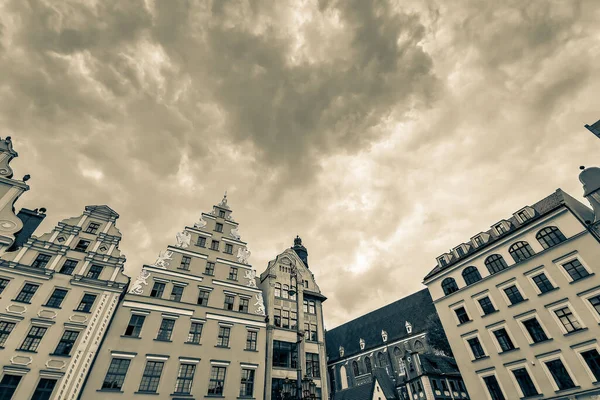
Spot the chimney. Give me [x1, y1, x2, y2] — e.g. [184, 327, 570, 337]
[7, 208, 47, 252]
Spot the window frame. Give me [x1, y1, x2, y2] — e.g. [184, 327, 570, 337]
[149, 281, 166, 298]
[74, 239, 91, 252]
[224, 243, 234, 254]
[462, 266, 482, 286]
[53, 329, 80, 356]
[449, 301, 470, 325]
[19, 325, 48, 352]
[574, 341, 600, 384]
[472, 292, 498, 316]
[197, 289, 210, 306]
[554, 253, 593, 283]
[31, 253, 52, 269]
[580, 287, 600, 324]
[485, 254, 509, 275]
[487, 323, 517, 353]
[508, 241, 536, 263]
[497, 280, 527, 306]
[505, 362, 541, 398]
[546, 300, 586, 335]
[537, 352, 579, 392]
[170, 285, 185, 302]
[462, 332, 488, 361]
[58, 259, 78, 275]
[156, 318, 176, 341]
[102, 358, 131, 391]
[124, 313, 146, 338]
[173, 363, 196, 395]
[179, 256, 191, 271]
[514, 312, 552, 345]
[85, 264, 103, 280]
[85, 222, 101, 234]
[246, 329, 258, 351]
[0, 320, 16, 347]
[536, 226, 566, 249]
[44, 288, 69, 308]
[76, 293, 97, 313]
[15, 282, 39, 303]
[208, 366, 227, 395]
[138, 360, 165, 393]
[477, 370, 507, 400]
[239, 368, 255, 397]
[204, 261, 215, 275]
[441, 277, 459, 296]
[217, 326, 231, 347]
[524, 267, 558, 295]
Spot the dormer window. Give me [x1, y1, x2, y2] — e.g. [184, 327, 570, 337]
[495, 224, 507, 235]
[474, 236, 484, 246]
[514, 207, 534, 223]
[455, 246, 465, 257]
[218, 210, 226, 218]
[439, 258, 447, 267]
[517, 211, 529, 222]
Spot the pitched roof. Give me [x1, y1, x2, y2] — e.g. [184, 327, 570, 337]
[419, 353, 461, 377]
[84, 205, 120, 219]
[326, 289, 436, 363]
[373, 367, 399, 399]
[423, 189, 593, 281]
[333, 368, 398, 400]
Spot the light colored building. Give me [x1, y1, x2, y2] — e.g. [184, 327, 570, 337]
[423, 168, 600, 400]
[80, 195, 267, 400]
[0, 137, 129, 400]
[259, 236, 329, 400]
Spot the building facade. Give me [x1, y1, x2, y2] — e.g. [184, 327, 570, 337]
[80, 195, 267, 399]
[326, 289, 468, 400]
[424, 171, 600, 400]
[0, 137, 129, 400]
[259, 237, 329, 400]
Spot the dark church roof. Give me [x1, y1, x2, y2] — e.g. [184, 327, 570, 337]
[334, 368, 398, 400]
[419, 353, 462, 377]
[326, 289, 436, 363]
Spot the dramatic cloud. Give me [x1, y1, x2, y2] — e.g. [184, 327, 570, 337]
[1, 0, 599, 328]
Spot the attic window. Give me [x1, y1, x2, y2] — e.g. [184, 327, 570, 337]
[517, 210, 530, 222]
[438, 257, 448, 267]
[456, 247, 465, 257]
[99, 246, 108, 252]
[218, 210, 226, 218]
[57, 237, 66, 243]
[495, 224, 507, 235]
[474, 236, 483, 246]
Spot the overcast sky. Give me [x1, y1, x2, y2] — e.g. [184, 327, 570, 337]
[1, 0, 599, 329]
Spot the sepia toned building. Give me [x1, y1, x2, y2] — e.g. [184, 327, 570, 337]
[259, 236, 329, 400]
[423, 168, 600, 400]
[80, 195, 267, 399]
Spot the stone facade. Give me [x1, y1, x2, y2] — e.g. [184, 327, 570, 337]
[259, 237, 329, 400]
[423, 169, 600, 400]
[80, 195, 267, 399]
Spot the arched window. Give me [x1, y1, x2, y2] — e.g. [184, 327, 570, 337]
[274, 283, 281, 297]
[282, 284, 289, 299]
[365, 356, 372, 373]
[377, 352, 387, 367]
[393, 347, 403, 373]
[536, 226, 566, 249]
[485, 254, 508, 274]
[289, 288, 296, 301]
[441, 277, 459, 295]
[509, 241, 535, 262]
[462, 266, 482, 285]
[352, 361, 360, 377]
[414, 340, 424, 352]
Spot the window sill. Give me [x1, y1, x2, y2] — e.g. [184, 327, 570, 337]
[471, 356, 490, 363]
[16, 349, 37, 353]
[224, 252, 233, 255]
[135, 391, 160, 395]
[508, 299, 529, 308]
[72, 309, 92, 314]
[530, 338, 553, 346]
[244, 348, 258, 352]
[570, 273, 595, 284]
[154, 339, 173, 343]
[121, 335, 142, 339]
[520, 394, 543, 399]
[204, 396, 225, 399]
[11, 300, 31, 304]
[184, 342, 202, 346]
[499, 348, 520, 355]
[177, 268, 190, 272]
[481, 310, 499, 318]
[538, 287, 560, 296]
[215, 345, 230, 349]
[237, 397, 255, 400]
[171, 393, 194, 397]
[457, 320, 473, 327]
[43, 305, 62, 309]
[564, 327, 588, 337]
[97, 389, 124, 393]
[554, 386, 580, 394]
[49, 353, 71, 358]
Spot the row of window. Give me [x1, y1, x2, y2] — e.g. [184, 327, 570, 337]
[0, 283, 97, 311]
[0, 375, 58, 400]
[442, 227, 578, 296]
[347, 343, 424, 379]
[122, 314, 258, 350]
[102, 358, 255, 397]
[272, 340, 320, 377]
[148, 281, 251, 312]
[194, 237, 234, 254]
[428, 378, 467, 398]
[28, 253, 107, 279]
[480, 345, 600, 400]
[0, 322, 81, 356]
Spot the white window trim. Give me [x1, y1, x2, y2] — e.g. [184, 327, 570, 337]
[449, 301, 470, 326]
[514, 312, 552, 344]
[554, 253, 593, 283]
[505, 361, 542, 398]
[537, 352, 579, 392]
[462, 331, 488, 361]
[524, 267, 559, 295]
[477, 370, 508, 400]
[579, 287, 600, 324]
[497, 280, 528, 306]
[472, 292, 498, 317]
[546, 300, 586, 335]
[494, 222, 508, 235]
[573, 341, 600, 384]
[487, 323, 517, 354]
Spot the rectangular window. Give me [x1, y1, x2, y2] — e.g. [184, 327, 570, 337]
[156, 318, 175, 341]
[273, 340, 298, 368]
[196, 236, 206, 247]
[455, 307, 470, 324]
[274, 309, 281, 327]
[0, 375, 22, 400]
[493, 328, 515, 352]
[532, 273, 554, 293]
[76, 294, 97, 312]
[282, 310, 289, 329]
[170, 285, 184, 302]
[240, 368, 255, 397]
[124, 314, 145, 337]
[217, 326, 231, 347]
[504, 285, 524, 305]
[215, 223, 224, 233]
[239, 298, 249, 313]
[0, 321, 16, 347]
[211, 240, 219, 251]
[150, 282, 165, 298]
[545, 359, 576, 390]
[54, 330, 79, 356]
[58, 259, 78, 275]
[304, 323, 310, 341]
[522, 318, 548, 343]
[74, 239, 91, 252]
[224, 295, 235, 311]
[45, 288, 68, 308]
[310, 324, 318, 342]
[187, 322, 203, 344]
[228, 267, 238, 280]
[31, 253, 51, 268]
[456, 247, 465, 257]
[478, 297, 496, 315]
[306, 353, 320, 378]
[179, 256, 191, 270]
[554, 306, 582, 333]
[225, 243, 233, 254]
[467, 337, 486, 359]
[15, 283, 39, 303]
[291, 312, 298, 330]
[102, 358, 131, 390]
[205, 262, 215, 275]
[483, 375, 505, 400]
[85, 222, 100, 234]
[474, 236, 484, 246]
[517, 211, 529, 222]
[139, 361, 164, 393]
[309, 301, 316, 314]
[218, 210, 226, 218]
[495, 224, 506, 234]
[208, 366, 226, 395]
[303, 300, 308, 313]
[174, 364, 196, 395]
[512, 367, 538, 396]
[581, 349, 600, 381]
[0, 278, 9, 294]
[86, 265, 103, 279]
[562, 259, 590, 281]
[19, 325, 47, 351]
[31, 378, 57, 399]
[197, 290, 210, 306]
[246, 330, 257, 350]
[589, 295, 600, 316]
